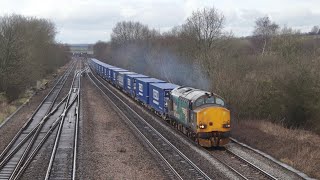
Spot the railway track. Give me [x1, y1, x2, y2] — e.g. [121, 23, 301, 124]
[228, 138, 311, 180]
[86, 65, 212, 180]
[45, 61, 81, 180]
[207, 148, 277, 180]
[0, 60, 81, 180]
[0, 61, 75, 180]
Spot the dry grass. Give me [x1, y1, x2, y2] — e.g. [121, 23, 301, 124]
[0, 102, 17, 124]
[0, 60, 71, 124]
[0, 89, 34, 124]
[232, 120, 320, 179]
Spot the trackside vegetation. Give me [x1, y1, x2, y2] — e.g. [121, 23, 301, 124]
[93, 7, 320, 178]
[94, 7, 320, 134]
[0, 14, 70, 101]
[0, 14, 70, 123]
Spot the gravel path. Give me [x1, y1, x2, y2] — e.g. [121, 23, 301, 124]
[77, 76, 166, 180]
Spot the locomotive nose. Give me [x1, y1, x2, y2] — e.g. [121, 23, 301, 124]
[197, 106, 230, 133]
[196, 106, 231, 147]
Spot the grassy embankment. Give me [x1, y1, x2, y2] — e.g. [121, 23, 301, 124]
[0, 62, 69, 125]
[0, 93, 20, 124]
[233, 120, 320, 179]
[0, 80, 47, 124]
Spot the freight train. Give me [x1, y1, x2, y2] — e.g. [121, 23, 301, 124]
[88, 58, 231, 147]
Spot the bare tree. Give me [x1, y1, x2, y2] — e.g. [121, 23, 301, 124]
[183, 7, 226, 51]
[111, 21, 155, 45]
[280, 25, 300, 35]
[93, 41, 110, 59]
[310, 25, 319, 35]
[253, 16, 279, 56]
[0, 14, 69, 101]
[174, 7, 231, 87]
[0, 15, 27, 96]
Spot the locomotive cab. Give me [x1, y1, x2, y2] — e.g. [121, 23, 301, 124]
[192, 95, 230, 147]
[169, 87, 231, 147]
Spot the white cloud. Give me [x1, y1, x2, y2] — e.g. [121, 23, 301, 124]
[0, 0, 319, 43]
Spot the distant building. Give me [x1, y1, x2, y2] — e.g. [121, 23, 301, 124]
[69, 44, 94, 56]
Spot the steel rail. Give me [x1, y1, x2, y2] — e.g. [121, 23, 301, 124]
[72, 61, 82, 180]
[0, 95, 68, 170]
[8, 96, 68, 179]
[0, 60, 76, 162]
[207, 147, 278, 180]
[205, 151, 250, 180]
[45, 61, 81, 180]
[0, 62, 75, 166]
[230, 138, 312, 180]
[0, 61, 76, 180]
[13, 95, 79, 180]
[225, 149, 278, 180]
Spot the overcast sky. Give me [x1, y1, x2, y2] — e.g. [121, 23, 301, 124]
[1, 0, 319, 44]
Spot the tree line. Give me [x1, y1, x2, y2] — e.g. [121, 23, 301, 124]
[0, 14, 70, 101]
[94, 7, 320, 133]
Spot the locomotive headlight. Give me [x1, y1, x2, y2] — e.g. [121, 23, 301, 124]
[199, 124, 206, 129]
[223, 123, 231, 128]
